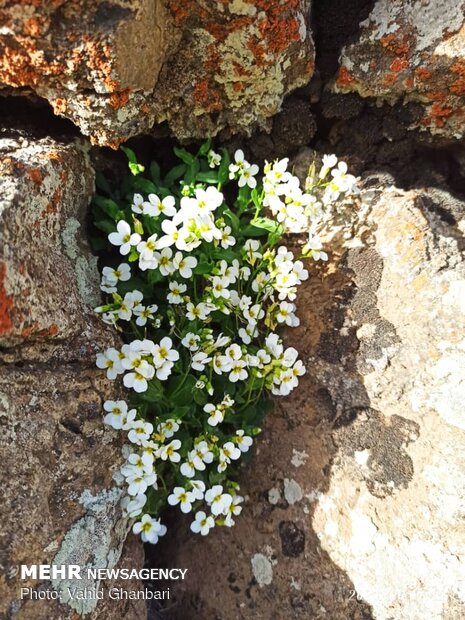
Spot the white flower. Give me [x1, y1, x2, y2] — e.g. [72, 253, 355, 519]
[133, 303, 158, 327]
[208, 150, 221, 168]
[190, 186, 224, 213]
[224, 495, 244, 527]
[131, 193, 145, 214]
[127, 420, 154, 444]
[167, 281, 187, 304]
[244, 303, 264, 324]
[102, 263, 131, 287]
[218, 441, 241, 467]
[190, 479, 206, 500]
[133, 514, 167, 544]
[292, 359, 306, 378]
[220, 225, 236, 249]
[205, 485, 233, 516]
[229, 360, 247, 383]
[126, 470, 157, 496]
[235, 430, 253, 452]
[186, 302, 209, 321]
[157, 418, 180, 438]
[211, 276, 230, 299]
[276, 301, 299, 326]
[154, 247, 175, 275]
[212, 353, 232, 375]
[331, 160, 356, 192]
[122, 493, 147, 518]
[191, 351, 212, 372]
[228, 149, 259, 188]
[190, 441, 214, 470]
[181, 332, 201, 351]
[243, 239, 262, 264]
[204, 403, 224, 426]
[143, 194, 177, 217]
[108, 220, 141, 255]
[180, 460, 196, 478]
[123, 369, 153, 393]
[153, 337, 179, 367]
[190, 511, 215, 536]
[173, 252, 197, 278]
[158, 439, 182, 462]
[168, 486, 196, 513]
[103, 400, 128, 429]
[96, 348, 123, 380]
[319, 154, 338, 179]
[238, 324, 255, 345]
[118, 290, 143, 321]
[303, 236, 328, 261]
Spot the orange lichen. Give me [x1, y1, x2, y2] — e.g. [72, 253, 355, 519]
[0, 262, 14, 336]
[50, 98, 68, 115]
[431, 103, 453, 117]
[21, 323, 59, 338]
[415, 67, 432, 80]
[450, 60, 465, 95]
[27, 168, 42, 185]
[390, 59, 409, 72]
[193, 79, 222, 112]
[336, 66, 357, 86]
[109, 88, 131, 110]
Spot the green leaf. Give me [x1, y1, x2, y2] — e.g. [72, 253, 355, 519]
[94, 220, 116, 234]
[174, 147, 195, 165]
[121, 146, 145, 176]
[223, 207, 240, 234]
[218, 149, 231, 184]
[150, 161, 161, 184]
[93, 195, 120, 220]
[193, 390, 208, 406]
[95, 172, 113, 196]
[133, 177, 158, 194]
[164, 164, 186, 187]
[169, 375, 197, 406]
[184, 159, 200, 185]
[193, 261, 213, 275]
[250, 216, 280, 233]
[140, 378, 165, 403]
[198, 139, 212, 157]
[196, 171, 218, 184]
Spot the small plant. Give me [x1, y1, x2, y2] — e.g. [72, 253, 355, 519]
[92, 142, 356, 543]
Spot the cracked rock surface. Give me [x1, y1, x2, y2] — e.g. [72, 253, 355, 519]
[334, 0, 465, 139]
[0, 134, 144, 619]
[151, 179, 465, 620]
[0, 1, 314, 146]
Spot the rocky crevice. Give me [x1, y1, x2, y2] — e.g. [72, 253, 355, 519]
[1, 1, 465, 619]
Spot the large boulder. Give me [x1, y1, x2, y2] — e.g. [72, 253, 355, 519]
[0, 1, 314, 146]
[0, 134, 144, 619]
[334, 0, 465, 139]
[153, 178, 465, 619]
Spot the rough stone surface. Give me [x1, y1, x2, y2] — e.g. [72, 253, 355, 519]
[334, 0, 465, 139]
[152, 179, 465, 619]
[0, 1, 314, 146]
[0, 134, 144, 619]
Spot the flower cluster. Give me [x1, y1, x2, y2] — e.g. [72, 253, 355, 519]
[92, 143, 356, 543]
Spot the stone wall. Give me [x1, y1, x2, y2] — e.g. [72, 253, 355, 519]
[0, 134, 144, 619]
[151, 177, 465, 620]
[0, 1, 314, 146]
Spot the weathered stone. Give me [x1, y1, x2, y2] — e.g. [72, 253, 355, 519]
[0, 1, 315, 146]
[334, 0, 465, 139]
[0, 135, 143, 619]
[152, 179, 465, 619]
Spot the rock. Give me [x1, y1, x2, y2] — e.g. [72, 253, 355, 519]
[0, 134, 144, 619]
[151, 179, 465, 619]
[334, 0, 465, 140]
[0, 1, 315, 146]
